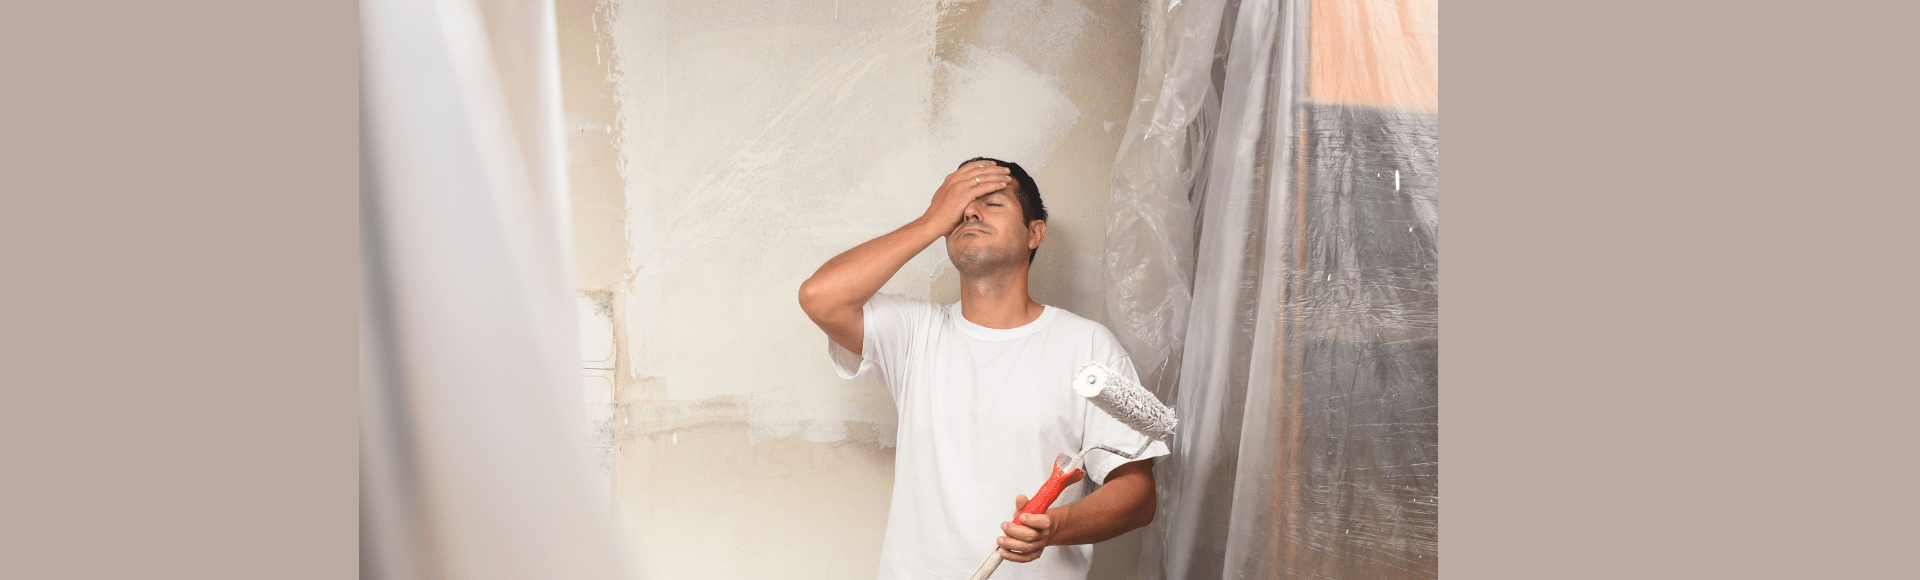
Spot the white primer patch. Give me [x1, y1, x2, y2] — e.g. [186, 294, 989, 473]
[978, 0, 1093, 75]
[931, 45, 1081, 171]
[611, 0, 1084, 444]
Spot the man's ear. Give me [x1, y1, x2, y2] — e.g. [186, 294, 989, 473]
[1027, 220, 1047, 249]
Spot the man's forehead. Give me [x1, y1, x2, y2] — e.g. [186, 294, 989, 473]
[989, 184, 1022, 202]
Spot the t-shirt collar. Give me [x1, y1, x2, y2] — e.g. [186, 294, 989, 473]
[949, 303, 1057, 342]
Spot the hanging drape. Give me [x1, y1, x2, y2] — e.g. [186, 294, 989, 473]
[360, 0, 633, 578]
[1104, 0, 1438, 578]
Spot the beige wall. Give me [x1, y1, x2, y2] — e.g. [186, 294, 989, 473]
[557, 1, 1144, 577]
[558, 0, 631, 293]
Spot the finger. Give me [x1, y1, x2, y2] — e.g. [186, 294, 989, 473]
[1018, 513, 1050, 532]
[960, 173, 1007, 192]
[1001, 520, 1039, 542]
[961, 164, 1011, 181]
[1013, 494, 1030, 514]
[969, 179, 1008, 197]
[948, 164, 999, 185]
[999, 544, 1041, 563]
[996, 539, 1041, 563]
[950, 177, 1006, 201]
[947, 170, 981, 188]
[949, 165, 982, 183]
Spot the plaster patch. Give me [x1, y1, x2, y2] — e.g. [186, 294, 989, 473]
[587, 1, 1140, 576]
[611, 0, 1082, 445]
[936, 0, 982, 17]
[978, 0, 1093, 74]
[744, 395, 898, 445]
[577, 292, 616, 368]
[613, 0, 940, 443]
[931, 45, 1081, 171]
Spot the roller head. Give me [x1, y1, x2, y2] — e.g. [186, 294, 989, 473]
[1074, 363, 1176, 440]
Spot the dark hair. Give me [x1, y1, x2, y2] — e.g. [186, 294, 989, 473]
[958, 157, 1047, 264]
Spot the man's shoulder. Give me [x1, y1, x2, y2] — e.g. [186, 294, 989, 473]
[1043, 305, 1122, 341]
[870, 292, 944, 313]
[866, 293, 954, 332]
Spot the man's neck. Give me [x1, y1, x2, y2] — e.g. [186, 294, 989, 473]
[957, 268, 1043, 329]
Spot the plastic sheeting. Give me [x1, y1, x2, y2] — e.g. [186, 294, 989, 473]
[1103, 0, 1437, 578]
[360, 0, 633, 578]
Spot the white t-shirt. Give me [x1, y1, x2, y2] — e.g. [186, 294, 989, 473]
[830, 293, 1170, 580]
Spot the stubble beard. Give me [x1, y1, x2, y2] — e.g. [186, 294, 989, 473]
[949, 235, 1025, 279]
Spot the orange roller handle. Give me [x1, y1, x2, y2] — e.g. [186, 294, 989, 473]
[967, 454, 1088, 580]
[1016, 459, 1084, 523]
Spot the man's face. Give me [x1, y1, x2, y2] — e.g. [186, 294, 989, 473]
[947, 185, 1039, 276]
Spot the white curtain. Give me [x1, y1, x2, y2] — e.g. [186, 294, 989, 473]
[359, 0, 633, 578]
[1104, 0, 1439, 578]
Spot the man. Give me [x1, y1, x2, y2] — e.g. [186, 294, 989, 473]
[799, 158, 1168, 579]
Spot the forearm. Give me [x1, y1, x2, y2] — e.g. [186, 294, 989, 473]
[1048, 460, 1156, 546]
[799, 218, 945, 318]
[799, 161, 1011, 352]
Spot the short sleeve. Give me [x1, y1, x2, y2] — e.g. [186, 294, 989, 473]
[828, 337, 870, 379]
[1078, 336, 1172, 485]
[826, 293, 938, 393]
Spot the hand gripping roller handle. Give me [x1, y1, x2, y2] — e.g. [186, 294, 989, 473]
[966, 454, 1083, 580]
[964, 363, 1177, 580]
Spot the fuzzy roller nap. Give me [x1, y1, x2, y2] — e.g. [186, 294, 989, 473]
[966, 363, 1177, 580]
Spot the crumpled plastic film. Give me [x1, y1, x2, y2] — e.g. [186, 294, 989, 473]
[1102, 0, 1438, 578]
[1101, 0, 1232, 402]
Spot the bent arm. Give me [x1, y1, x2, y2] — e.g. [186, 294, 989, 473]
[797, 162, 1012, 354]
[797, 218, 948, 354]
[1049, 459, 1156, 545]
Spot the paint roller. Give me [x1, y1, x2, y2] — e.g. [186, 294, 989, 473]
[966, 362, 1177, 580]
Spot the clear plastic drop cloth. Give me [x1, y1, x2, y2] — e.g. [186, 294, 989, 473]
[361, 1, 633, 578]
[1102, 0, 1438, 578]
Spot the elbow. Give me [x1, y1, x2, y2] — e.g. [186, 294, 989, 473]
[799, 277, 859, 326]
[1128, 492, 1157, 531]
[797, 278, 826, 319]
[1110, 460, 1157, 532]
